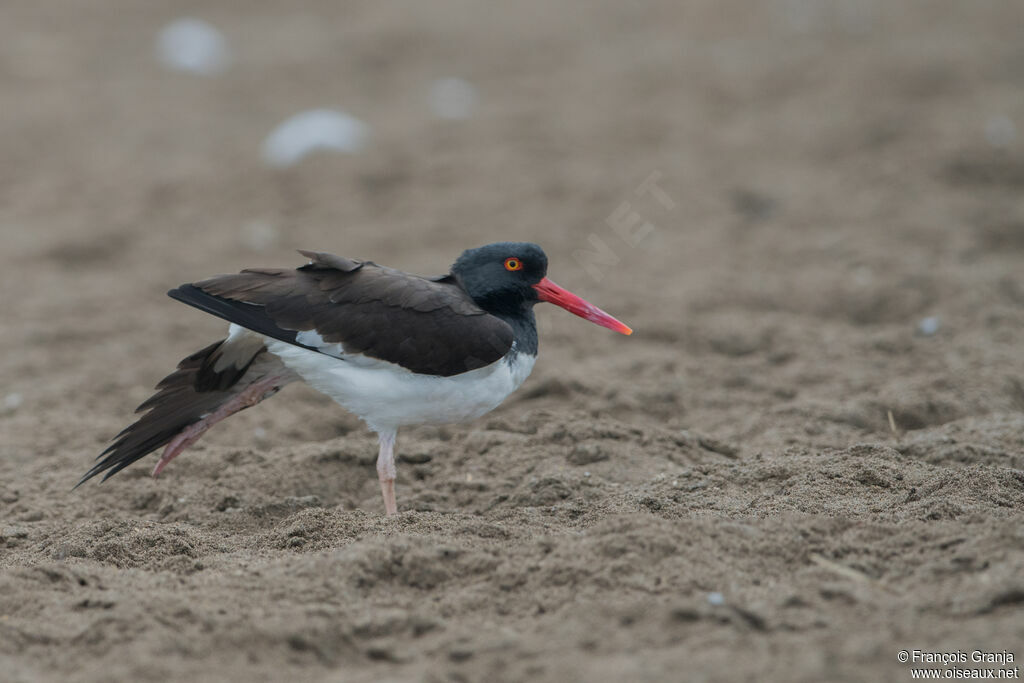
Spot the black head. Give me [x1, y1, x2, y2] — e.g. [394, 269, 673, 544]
[452, 242, 548, 314]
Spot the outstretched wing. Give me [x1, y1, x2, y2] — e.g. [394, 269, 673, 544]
[168, 250, 515, 377]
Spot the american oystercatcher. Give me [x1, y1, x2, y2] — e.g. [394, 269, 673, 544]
[78, 242, 631, 515]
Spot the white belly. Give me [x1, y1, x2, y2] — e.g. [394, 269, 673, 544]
[258, 331, 535, 433]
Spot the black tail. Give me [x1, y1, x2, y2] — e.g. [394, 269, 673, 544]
[77, 337, 267, 487]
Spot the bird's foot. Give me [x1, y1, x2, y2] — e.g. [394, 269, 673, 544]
[153, 421, 208, 477]
[380, 478, 398, 516]
[376, 431, 398, 516]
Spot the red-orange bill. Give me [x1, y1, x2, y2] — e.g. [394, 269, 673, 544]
[532, 277, 633, 335]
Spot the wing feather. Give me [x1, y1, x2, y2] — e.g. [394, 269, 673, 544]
[169, 252, 514, 377]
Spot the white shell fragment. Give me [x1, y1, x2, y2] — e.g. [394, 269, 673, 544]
[239, 221, 280, 251]
[156, 18, 230, 76]
[917, 316, 940, 336]
[261, 109, 370, 168]
[428, 77, 478, 120]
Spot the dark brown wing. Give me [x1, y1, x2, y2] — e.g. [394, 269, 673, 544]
[168, 250, 514, 377]
[77, 336, 275, 486]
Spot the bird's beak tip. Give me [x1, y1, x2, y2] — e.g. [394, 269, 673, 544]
[533, 277, 633, 336]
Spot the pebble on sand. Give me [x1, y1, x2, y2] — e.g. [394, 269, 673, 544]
[917, 316, 940, 336]
[156, 18, 230, 76]
[261, 109, 370, 168]
[428, 77, 478, 120]
[239, 221, 280, 251]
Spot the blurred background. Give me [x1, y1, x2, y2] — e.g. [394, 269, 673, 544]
[4, 0, 1023, 442]
[2, 1, 1023, 681]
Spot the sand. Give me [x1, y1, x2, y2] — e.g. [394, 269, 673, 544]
[1, 1, 1023, 681]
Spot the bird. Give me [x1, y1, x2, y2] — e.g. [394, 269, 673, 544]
[77, 242, 632, 515]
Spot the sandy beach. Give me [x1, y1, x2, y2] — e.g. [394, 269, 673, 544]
[1, 2, 1023, 681]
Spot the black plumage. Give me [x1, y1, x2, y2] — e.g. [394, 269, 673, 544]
[77, 338, 271, 485]
[172, 249, 518, 377]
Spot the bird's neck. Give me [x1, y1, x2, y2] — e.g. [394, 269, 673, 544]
[492, 307, 539, 357]
[461, 282, 539, 357]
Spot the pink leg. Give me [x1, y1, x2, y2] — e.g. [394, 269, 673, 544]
[152, 374, 289, 477]
[376, 431, 398, 516]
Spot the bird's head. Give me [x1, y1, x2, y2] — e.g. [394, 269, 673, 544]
[452, 242, 631, 335]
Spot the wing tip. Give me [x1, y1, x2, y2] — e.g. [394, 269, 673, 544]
[73, 464, 104, 490]
[168, 283, 200, 302]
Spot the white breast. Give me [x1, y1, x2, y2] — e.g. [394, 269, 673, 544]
[246, 325, 535, 432]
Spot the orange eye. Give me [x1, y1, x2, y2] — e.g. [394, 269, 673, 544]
[504, 257, 523, 271]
